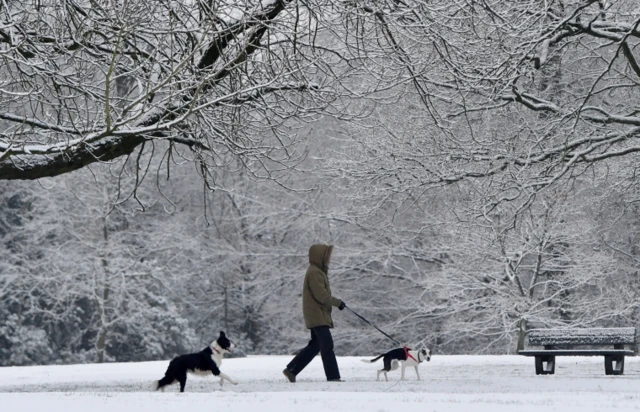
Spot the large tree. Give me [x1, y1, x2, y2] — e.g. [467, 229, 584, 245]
[3, 1, 637, 193]
[0, 0, 358, 182]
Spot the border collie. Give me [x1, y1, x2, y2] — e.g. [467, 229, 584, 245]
[362, 346, 431, 381]
[153, 331, 237, 392]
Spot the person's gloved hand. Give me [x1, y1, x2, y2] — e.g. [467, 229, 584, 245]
[338, 301, 346, 310]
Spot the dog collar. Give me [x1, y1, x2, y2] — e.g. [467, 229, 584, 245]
[403, 346, 418, 362]
[212, 347, 221, 354]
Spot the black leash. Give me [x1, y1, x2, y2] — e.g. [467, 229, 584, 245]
[345, 305, 402, 346]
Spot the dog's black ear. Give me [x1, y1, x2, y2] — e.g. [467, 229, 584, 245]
[219, 331, 226, 338]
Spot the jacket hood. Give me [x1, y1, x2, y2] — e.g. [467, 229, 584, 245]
[309, 244, 333, 272]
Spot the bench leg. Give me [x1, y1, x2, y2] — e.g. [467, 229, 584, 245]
[604, 355, 625, 375]
[535, 355, 555, 375]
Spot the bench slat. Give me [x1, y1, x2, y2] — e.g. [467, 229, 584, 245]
[528, 327, 636, 346]
[518, 349, 634, 357]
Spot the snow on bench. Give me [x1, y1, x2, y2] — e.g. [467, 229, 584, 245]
[518, 327, 637, 376]
[528, 327, 636, 346]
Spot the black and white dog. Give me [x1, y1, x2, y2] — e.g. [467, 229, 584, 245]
[153, 331, 237, 392]
[362, 346, 431, 381]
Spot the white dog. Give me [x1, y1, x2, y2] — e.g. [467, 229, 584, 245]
[362, 347, 431, 381]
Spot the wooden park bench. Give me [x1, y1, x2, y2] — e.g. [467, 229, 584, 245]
[518, 327, 636, 375]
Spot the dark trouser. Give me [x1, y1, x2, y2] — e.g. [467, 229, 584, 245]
[286, 326, 340, 380]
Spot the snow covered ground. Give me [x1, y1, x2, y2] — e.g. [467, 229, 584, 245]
[2, 355, 640, 411]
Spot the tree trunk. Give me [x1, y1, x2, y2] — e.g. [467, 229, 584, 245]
[224, 285, 229, 333]
[96, 327, 107, 363]
[96, 215, 111, 363]
[516, 318, 527, 352]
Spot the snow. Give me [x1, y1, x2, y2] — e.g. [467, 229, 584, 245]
[2, 355, 640, 411]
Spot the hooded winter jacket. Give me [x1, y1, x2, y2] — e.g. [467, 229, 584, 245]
[302, 244, 343, 329]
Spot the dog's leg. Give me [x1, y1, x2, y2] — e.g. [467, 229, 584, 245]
[377, 369, 388, 382]
[401, 363, 406, 381]
[218, 372, 238, 386]
[177, 374, 187, 393]
[414, 366, 420, 381]
[155, 375, 174, 392]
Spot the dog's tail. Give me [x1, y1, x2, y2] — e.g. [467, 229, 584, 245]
[361, 354, 385, 363]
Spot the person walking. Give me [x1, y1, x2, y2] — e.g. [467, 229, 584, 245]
[283, 244, 346, 382]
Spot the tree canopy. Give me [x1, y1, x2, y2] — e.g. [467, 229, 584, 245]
[2, 1, 638, 193]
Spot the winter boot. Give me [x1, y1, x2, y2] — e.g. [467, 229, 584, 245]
[283, 368, 296, 383]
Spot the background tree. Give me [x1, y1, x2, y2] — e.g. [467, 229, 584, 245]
[0, 162, 201, 364]
[332, 0, 640, 208]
